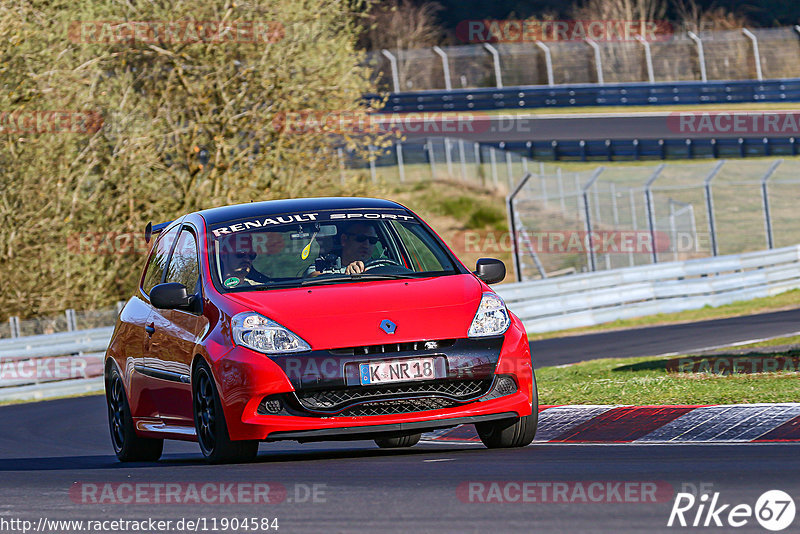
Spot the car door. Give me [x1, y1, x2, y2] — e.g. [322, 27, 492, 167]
[129, 223, 181, 420]
[147, 225, 206, 423]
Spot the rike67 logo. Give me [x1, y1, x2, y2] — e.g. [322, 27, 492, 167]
[668, 490, 795, 531]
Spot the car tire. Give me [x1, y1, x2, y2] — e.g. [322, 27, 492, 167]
[375, 432, 422, 448]
[475, 376, 539, 449]
[193, 360, 259, 464]
[106, 367, 164, 462]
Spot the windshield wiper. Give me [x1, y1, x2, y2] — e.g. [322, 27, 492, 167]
[246, 281, 304, 291]
[300, 273, 417, 286]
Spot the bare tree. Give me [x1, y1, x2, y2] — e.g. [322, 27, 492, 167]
[358, 0, 444, 51]
[675, 0, 749, 32]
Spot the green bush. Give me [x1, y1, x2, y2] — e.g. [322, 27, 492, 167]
[0, 0, 378, 318]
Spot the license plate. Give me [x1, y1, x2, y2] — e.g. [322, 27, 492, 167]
[359, 357, 436, 385]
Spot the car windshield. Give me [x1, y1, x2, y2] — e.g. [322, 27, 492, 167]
[208, 209, 459, 291]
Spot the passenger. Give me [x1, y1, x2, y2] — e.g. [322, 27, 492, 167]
[219, 233, 270, 288]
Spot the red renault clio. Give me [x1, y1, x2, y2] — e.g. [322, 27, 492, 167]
[105, 198, 537, 463]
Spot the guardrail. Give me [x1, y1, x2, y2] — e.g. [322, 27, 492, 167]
[371, 78, 800, 113]
[488, 137, 800, 162]
[3, 246, 800, 400]
[495, 245, 800, 333]
[0, 327, 112, 401]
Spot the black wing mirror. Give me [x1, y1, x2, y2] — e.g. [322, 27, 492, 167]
[150, 283, 194, 310]
[474, 258, 506, 284]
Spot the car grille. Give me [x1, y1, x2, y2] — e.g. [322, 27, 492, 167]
[328, 339, 456, 356]
[294, 378, 492, 415]
[337, 397, 460, 417]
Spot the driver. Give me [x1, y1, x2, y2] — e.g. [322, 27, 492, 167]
[309, 222, 378, 276]
[219, 233, 270, 288]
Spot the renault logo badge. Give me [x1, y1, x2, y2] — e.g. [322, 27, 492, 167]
[380, 319, 396, 334]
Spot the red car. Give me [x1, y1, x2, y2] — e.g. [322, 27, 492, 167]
[105, 198, 537, 463]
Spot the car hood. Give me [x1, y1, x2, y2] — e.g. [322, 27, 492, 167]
[221, 274, 485, 350]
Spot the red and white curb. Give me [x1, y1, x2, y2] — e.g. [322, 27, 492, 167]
[423, 404, 800, 443]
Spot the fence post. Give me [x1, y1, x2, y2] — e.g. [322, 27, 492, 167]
[668, 200, 678, 262]
[505, 150, 514, 189]
[507, 173, 545, 281]
[483, 43, 503, 88]
[337, 147, 346, 184]
[644, 164, 666, 264]
[444, 138, 454, 176]
[535, 41, 555, 86]
[380, 49, 400, 92]
[557, 167, 566, 212]
[540, 173, 548, 208]
[609, 183, 620, 269]
[610, 183, 619, 229]
[489, 147, 499, 188]
[635, 35, 655, 83]
[741, 28, 763, 81]
[426, 138, 437, 180]
[760, 159, 783, 249]
[704, 160, 726, 256]
[474, 142, 482, 185]
[9, 316, 20, 338]
[65, 309, 77, 332]
[628, 188, 637, 267]
[585, 39, 604, 84]
[458, 139, 467, 181]
[367, 144, 377, 183]
[396, 143, 406, 182]
[432, 46, 452, 91]
[687, 31, 708, 82]
[689, 205, 698, 252]
[582, 167, 606, 271]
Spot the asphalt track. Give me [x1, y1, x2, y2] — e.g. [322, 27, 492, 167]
[530, 307, 800, 368]
[1, 396, 799, 533]
[3, 310, 800, 532]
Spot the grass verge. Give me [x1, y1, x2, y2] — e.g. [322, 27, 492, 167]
[537, 334, 800, 405]
[0, 389, 102, 407]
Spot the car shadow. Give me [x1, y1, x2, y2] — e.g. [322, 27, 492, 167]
[0, 444, 478, 471]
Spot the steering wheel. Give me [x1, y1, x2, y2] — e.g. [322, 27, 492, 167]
[363, 258, 401, 271]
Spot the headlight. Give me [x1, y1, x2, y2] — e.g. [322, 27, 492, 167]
[231, 312, 311, 354]
[468, 293, 510, 338]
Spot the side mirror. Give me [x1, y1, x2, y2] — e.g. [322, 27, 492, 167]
[474, 258, 506, 284]
[150, 283, 193, 310]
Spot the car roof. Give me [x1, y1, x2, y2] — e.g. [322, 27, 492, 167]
[197, 197, 407, 226]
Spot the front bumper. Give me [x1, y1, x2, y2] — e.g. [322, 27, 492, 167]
[265, 411, 520, 443]
[210, 315, 533, 441]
